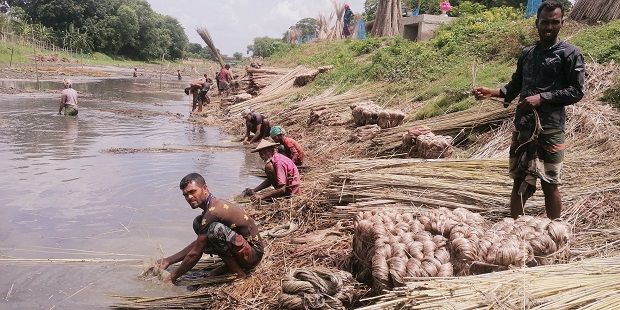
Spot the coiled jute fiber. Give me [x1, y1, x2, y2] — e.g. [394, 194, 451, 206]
[402, 125, 455, 159]
[278, 267, 357, 310]
[352, 208, 572, 293]
[351, 101, 405, 129]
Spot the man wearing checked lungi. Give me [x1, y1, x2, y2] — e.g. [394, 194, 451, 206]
[158, 173, 264, 283]
[472, 0, 584, 220]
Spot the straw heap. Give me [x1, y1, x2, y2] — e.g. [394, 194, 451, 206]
[359, 256, 620, 310]
[278, 267, 358, 309]
[351, 101, 405, 129]
[351, 208, 573, 293]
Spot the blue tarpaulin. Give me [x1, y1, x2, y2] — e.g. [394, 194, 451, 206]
[526, 0, 542, 18]
[355, 19, 366, 40]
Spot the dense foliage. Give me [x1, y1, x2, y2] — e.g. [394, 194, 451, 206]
[1, 0, 189, 60]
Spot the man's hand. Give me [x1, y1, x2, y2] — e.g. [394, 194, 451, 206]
[162, 274, 175, 285]
[156, 258, 171, 270]
[471, 87, 497, 100]
[518, 94, 542, 110]
[250, 193, 262, 203]
[242, 140, 251, 145]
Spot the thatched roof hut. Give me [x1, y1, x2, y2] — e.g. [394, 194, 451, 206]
[569, 0, 620, 23]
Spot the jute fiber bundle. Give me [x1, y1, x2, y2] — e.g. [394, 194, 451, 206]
[351, 102, 405, 129]
[350, 124, 382, 142]
[278, 267, 357, 310]
[402, 130, 454, 159]
[352, 208, 573, 293]
[307, 107, 344, 126]
[370, 102, 515, 155]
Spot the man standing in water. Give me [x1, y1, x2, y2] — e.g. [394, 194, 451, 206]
[472, 0, 584, 220]
[158, 173, 264, 283]
[59, 79, 78, 116]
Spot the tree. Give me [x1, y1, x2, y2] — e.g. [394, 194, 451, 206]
[246, 37, 290, 58]
[295, 17, 319, 38]
[233, 52, 243, 61]
[188, 43, 203, 54]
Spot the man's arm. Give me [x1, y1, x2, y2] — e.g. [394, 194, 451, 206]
[250, 123, 262, 143]
[158, 240, 196, 269]
[167, 234, 207, 283]
[59, 93, 67, 114]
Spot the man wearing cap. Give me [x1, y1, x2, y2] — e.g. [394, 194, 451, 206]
[158, 173, 264, 283]
[245, 139, 300, 203]
[241, 108, 271, 145]
[59, 79, 78, 116]
[270, 126, 305, 166]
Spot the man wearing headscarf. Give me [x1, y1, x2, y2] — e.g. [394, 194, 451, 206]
[343, 4, 353, 37]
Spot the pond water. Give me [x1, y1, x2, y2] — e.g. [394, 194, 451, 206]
[0, 77, 262, 309]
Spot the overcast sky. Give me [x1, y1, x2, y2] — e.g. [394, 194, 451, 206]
[145, 0, 366, 56]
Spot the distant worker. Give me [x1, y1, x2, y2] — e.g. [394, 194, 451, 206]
[269, 126, 305, 166]
[471, 0, 584, 220]
[343, 4, 353, 37]
[158, 173, 264, 283]
[200, 74, 212, 107]
[177, 69, 182, 80]
[59, 79, 78, 116]
[241, 108, 270, 145]
[184, 78, 203, 112]
[133, 67, 138, 78]
[244, 140, 300, 203]
[218, 64, 232, 97]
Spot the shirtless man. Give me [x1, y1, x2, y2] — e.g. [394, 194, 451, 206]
[158, 173, 264, 283]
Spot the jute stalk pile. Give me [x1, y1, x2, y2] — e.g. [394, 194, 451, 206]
[359, 256, 620, 310]
[351, 208, 572, 293]
[351, 101, 405, 129]
[569, 0, 620, 23]
[278, 267, 358, 309]
[402, 125, 454, 159]
[371, 0, 402, 37]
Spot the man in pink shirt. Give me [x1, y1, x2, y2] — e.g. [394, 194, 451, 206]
[218, 64, 232, 97]
[246, 140, 300, 203]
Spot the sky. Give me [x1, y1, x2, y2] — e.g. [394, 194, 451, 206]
[145, 0, 366, 57]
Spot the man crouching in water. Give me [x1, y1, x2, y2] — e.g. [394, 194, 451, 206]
[158, 173, 264, 283]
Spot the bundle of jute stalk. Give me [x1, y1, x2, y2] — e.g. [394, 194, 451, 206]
[360, 256, 620, 310]
[278, 268, 358, 310]
[350, 124, 382, 142]
[351, 102, 405, 129]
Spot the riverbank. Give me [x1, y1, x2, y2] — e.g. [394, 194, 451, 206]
[3, 52, 620, 309]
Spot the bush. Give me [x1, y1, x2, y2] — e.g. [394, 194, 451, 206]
[430, 6, 533, 61]
[571, 20, 620, 63]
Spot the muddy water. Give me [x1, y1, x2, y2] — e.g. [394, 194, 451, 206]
[0, 77, 262, 309]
